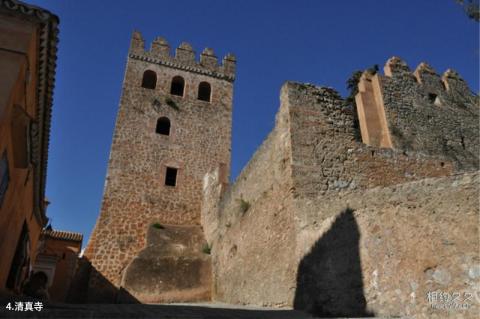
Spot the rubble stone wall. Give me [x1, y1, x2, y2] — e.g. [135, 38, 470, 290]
[285, 81, 455, 199]
[205, 76, 479, 318]
[202, 91, 298, 306]
[84, 32, 235, 301]
[357, 57, 479, 170]
[295, 172, 479, 318]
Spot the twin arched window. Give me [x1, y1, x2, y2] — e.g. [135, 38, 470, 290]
[141, 70, 156, 89]
[142, 71, 211, 102]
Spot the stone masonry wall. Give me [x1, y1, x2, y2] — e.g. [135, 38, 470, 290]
[294, 172, 479, 318]
[377, 57, 478, 170]
[202, 87, 298, 306]
[205, 79, 479, 318]
[84, 32, 235, 301]
[285, 81, 455, 199]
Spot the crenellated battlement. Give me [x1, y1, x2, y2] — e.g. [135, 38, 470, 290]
[382, 56, 472, 96]
[413, 62, 444, 93]
[199, 65, 478, 315]
[441, 68, 470, 94]
[128, 31, 236, 82]
[356, 56, 479, 170]
[383, 56, 411, 77]
[378, 56, 476, 108]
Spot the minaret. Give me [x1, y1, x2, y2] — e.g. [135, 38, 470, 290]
[84, 31, 235, 302]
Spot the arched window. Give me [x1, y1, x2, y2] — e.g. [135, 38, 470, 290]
[141, 70, 156, 89]
[197, 82, 211, 102]
[156, 117, 170, 136]
[170, 76, 185, 96]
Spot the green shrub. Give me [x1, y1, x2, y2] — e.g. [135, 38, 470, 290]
[152, 222, 164, 229]
[166, 97, 179, 110]
[202, 243, 212, 254]
[239, 198, 250, 214]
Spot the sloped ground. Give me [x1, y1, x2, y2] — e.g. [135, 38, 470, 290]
[0, 302, 321, 319]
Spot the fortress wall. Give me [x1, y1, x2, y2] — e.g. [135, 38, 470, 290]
[357, 57, 479, 170]
[202, 86, 298, 306]
[286, 81, 478, 317]
[294, 172, 479, 318]
[206, 81, 478, 318]
[286, 82, 454, 200]
[285, 82, 358, 197]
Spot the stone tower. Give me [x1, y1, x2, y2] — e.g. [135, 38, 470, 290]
[84, 31, 235, 302]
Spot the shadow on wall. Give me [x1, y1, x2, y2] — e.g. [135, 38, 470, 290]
[66, 257, 139, 304]
[293, 207, 374, 317]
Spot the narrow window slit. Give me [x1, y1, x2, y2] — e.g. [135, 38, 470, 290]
[165, 167, 178, 186]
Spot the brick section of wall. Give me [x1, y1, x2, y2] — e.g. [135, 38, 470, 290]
[84, 32, 234, 301]
[355, 72, 392, 148]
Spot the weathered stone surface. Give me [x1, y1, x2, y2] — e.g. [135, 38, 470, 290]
[285, 82, 456, 199]
[295, 172, 479, 318]
[204, 93, 297, 307]
[202, 73, 479, 318]
[358, 58, 479, 170]
[84, 31, 234, 301]
[84, 33, 479, 319]
[121, 225, 211, 303]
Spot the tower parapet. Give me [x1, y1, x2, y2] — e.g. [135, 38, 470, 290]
[200, 48, 218, 69]
[175, 42, 196, 63]
[222, 53, 236, 75]
[150, 36, 170, 58]
[129, 30, 145, 55]
[128, 31, 235, 81]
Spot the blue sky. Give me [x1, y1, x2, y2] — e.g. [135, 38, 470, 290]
[29, 0, 478, 244]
